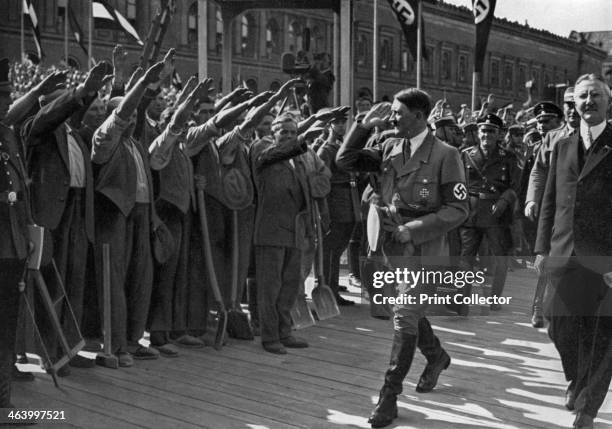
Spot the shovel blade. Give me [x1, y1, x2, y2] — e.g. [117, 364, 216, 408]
[290, 296, 316, 329]
[311, 284, 340, 320]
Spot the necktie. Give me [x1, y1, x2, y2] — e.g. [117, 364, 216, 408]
[585, 127, 593, 151]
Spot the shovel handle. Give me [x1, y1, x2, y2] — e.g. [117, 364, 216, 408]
[313, 201, 325, 281]
[230, 210, 239, 306]
[102, 243, 112, 354]
[196, 187, 226, 311]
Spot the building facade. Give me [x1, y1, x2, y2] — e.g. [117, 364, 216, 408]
[0, 0, 605, 108]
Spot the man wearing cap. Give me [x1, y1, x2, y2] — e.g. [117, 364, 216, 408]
[250, 102, 315, 355]
[525, 89, 581, 329]
[534, 101, 563, 139]
[0, 57, 36, 409]
[337, 88, 468, 428]
[434, 117, 463, 149]
[459, 113, 520, 310]
[23, 62, 112, 374]
[461, 122, 478, 150]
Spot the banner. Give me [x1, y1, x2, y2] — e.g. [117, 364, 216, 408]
[473, 0, 497, 74]
[68, 1, 89, 56]
[92, 0, 144, 46]
[22, 0, 44, 59]
[386, 0, 429, 61]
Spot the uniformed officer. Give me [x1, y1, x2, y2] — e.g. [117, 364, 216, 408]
[534, 101, 563, 139]
[433, 116, 463, 149]
[461, 122, 478, 150]
[0, 57, 32, 409]
[337, 89, 468, 428]
[459, 113, 520, 310]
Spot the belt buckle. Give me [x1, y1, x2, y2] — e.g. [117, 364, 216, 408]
[7, 191, 17, 205]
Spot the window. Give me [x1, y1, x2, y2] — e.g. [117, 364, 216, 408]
[518, 65, 527, 87]
[424, 46, 434, 77]
[380, 36, 393, 71]
[504, 62, 513, 90]
[288, 21, 303, 53]
[401, 47, 413, 74]
[266, 18, 281, 58]
[532, 69, 540, 96]
[311, 26, 325, 53]
[458, 54, 468, 82]
[215, 8, 223, 54]
[356, 33, 368, 68]
[57, 0, 67, 33]
[441, 50, 451, 80]
[245, 78, 258, 93]
[127, 0, 136, 27]
[490, 59, 499, 87]
[187, 3, 197, 45]
[239, 14, 256, 57]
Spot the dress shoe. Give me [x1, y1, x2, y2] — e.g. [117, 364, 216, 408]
[128, 345, 159, 360]
[573, 412, 594, 429]
[262, 342, 287, 355]
[172, 334, 205, 348]
[416, 350, 451, 393]
[117, 352, 134, 367]
[153, 343, 179, 358]
[11, 366, 34, 382]
[69, 355, 96, 368]
[280, 336, 309, 348]
[336, 294, 355, 306]
[565, 381, 577, 411]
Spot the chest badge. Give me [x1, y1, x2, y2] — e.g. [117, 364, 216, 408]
[419, 188, 430, 199]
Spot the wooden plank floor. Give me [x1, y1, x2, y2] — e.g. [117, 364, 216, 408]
[10, 266, 612, 429]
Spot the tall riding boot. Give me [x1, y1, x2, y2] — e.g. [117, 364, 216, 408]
[369, 331, 417, 428]
[416, 317, 451, 393]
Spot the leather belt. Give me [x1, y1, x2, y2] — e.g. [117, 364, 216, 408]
[469, 192, 499, 200]
[396, 207, 431, 219]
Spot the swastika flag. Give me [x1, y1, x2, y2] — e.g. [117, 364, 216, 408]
[473, 0, 497, 74]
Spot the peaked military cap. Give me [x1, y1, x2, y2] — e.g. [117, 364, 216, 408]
[433, 116, 457, 130]
[534, 101, 563, 119]
[477, 113, 504, 130]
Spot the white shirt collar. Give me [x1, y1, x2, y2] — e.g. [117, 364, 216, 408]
[580, 120, 606, 150]
[409, 128, 429, 156]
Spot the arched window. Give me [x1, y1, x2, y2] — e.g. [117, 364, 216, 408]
[356, 33, 368, 68]
[288, 21, 302, 53]
[269, 81, 281, 92]
[67, 57, 80, 70]
[266, 18, 281, 58]
[441, 50, 451, 80]
[215, 8, 223, 54]
[240, 14, 256, 57]
[380, 37, 392, 71]
[187, 3, 197, 45]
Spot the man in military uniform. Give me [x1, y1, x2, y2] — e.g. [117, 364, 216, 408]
[459, 113, 520, 310]
[433, 116, 463, 149]
[337, 88, 468, 428]
[0, 57, 32, 409]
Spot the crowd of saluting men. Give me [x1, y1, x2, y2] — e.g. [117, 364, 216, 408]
[1, 42, 611, 429]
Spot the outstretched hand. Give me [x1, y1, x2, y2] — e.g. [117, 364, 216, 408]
[362, 102, 391, 129]
[35, 71, 68, 95]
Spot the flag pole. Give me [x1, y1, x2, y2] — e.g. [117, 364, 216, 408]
[471, 72, 477, 112]
[372, 0, 378, 101]
[88, 0, 93, 67]
[416, 0, 422, 90]
[64, 3, 69, 66]
[21, 0, 25, 60]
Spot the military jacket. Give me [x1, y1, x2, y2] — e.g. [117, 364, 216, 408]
[461, 144, 520, 227]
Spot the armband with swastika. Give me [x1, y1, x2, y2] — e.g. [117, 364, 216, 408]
[441, 182, 468, 201]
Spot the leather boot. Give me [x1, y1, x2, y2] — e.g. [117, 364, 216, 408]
[416, 318, 451, 393]
[368, 331, 417, 428]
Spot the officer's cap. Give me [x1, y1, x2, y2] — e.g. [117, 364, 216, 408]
[534, 101, 563, 120]
[433, 116, 457, 130]
[477, 113, 504, 130]
[462, 122, 478, 132]
[563, 87, 574, 103]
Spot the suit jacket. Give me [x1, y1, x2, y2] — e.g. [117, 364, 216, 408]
[536, 123, 612, 274]
[0, 123, 30, 260]
[92, 111, 155, 218]
[337, 123, 468, 257]
[250, 136, 311, 248]
[24, 89, 95, 242]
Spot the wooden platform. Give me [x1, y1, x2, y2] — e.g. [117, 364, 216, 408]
[11, 266, 612, 429]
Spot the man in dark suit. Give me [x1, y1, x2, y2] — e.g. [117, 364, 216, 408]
[92, 61, 166, 367]
[535, 73, 612, 429]
[337, 89, 468, 428]
[525, 90, 580, 328]
[23, 62, 111, 372]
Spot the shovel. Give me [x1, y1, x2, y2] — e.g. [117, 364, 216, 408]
[226, 210, 253, 339]
[310, 201, 340, 320]
[195, 175, 227, 350]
